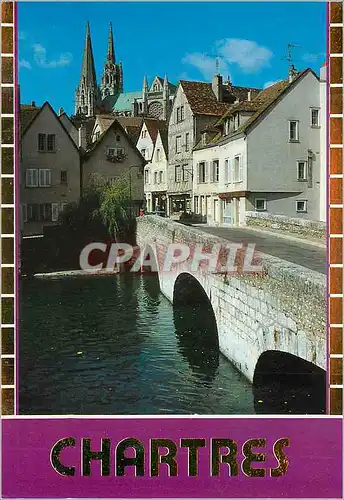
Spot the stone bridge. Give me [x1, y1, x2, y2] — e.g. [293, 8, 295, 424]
[136, 215, 326, 387]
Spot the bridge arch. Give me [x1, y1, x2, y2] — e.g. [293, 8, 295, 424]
[253, 350, 326, 414]
[173, 273, 220, 382]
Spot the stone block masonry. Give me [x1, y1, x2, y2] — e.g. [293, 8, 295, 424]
[136, 215, 326, 382]
[246, 211, 326, 240]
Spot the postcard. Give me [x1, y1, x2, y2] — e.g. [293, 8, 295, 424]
[0, 0, 343, 498]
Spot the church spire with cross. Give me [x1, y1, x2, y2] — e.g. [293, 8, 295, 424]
[100, 22, 123, 102]
[74, 21, 100, 116]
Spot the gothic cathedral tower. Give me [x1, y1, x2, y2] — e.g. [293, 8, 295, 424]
[100, 23, 123, 102]
[74, 22, 100, 117]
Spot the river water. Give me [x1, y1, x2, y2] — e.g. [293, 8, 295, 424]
[20, 274, 255, 415]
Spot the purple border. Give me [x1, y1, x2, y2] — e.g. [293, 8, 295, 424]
[1, 417, 343, 499]
[325, 0, 330, 415]
[14, 0, 20, 416]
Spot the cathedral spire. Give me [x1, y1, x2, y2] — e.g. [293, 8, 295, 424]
[107, 22, 115, 62]
[80, 21, 97, 87]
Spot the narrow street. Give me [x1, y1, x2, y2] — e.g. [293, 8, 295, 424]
[191, 225, 326, 274]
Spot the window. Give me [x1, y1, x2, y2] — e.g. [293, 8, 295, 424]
[39, 203, 52, 221]
[212, 160, 219, 182]
[224, 120, 229, 136]
[156, 148, 161, 162]
[60, 170, 67, 184]
[47, 134, 55, 152]
[175, 165, 182, 182]
[194, 196, 199, 214]
[311, 108, 320, 127]
[21, 204, 27, 223]
[182, 164, 189, 181]
[25, 168, 38, 187]
[39, 169, 52, 187]
[297, 161, 307, 181]
[176, 135, 181, 153]
[27, 204, 40, 221]
[117, 147, 124, 155]
[108, 147, 116, 156]
[116, 134, 121, 142]
[289, 120, 299, 142]
[176, 106, 184, 123]
[233, 155, 242, 182]
[38, 134, 45, 151]
[180, 105, 185, 121]
[159, 171, 163, 183]
[198, 162, 206, 183]
[296, 200, 307, 213]
[141, 130, 147, 138]
[141, 148, 146, 159]
[144, 169, 149, 184]
[154, 172, 158, 184]
[255, 198, 267, 211]
[185, 133, 190, 152]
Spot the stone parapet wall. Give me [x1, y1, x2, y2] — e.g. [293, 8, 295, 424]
[245, 212, 326, 240]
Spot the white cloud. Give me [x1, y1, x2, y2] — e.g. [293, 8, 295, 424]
[217, 38, 273, 73]
[32, 43, 72, 68]
[183, 38, 273, 79]
[19, 59, 32, 70]
[182, 52, 229, 80]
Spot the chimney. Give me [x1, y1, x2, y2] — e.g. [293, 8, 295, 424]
[320, 63, 326, 82]
[212, 74, 223, 102]
[78, 123, 87, 150]
[31, 100, 36, 107]
[247, 91, 252, 102]
[58, 107, 64, 116]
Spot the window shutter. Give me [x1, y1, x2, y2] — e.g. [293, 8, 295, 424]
[32, 169, 38, 187]
[196, 163, 200, 184]
[25, 170, 31, 187]
[239, 155, 243, 182]
[52, 203, 59, 222]
[229, 158, 234, 183]
[224, 160, 228, 184]
[204, 162, 209, 183]
[39, 169, 44, 187]
[47, 170, 52, 186]
[209, 162, 214, 183]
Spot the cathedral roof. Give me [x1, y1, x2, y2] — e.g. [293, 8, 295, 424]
[112, 91, 142, 112]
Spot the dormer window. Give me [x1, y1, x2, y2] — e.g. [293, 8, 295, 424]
[224, 120, 229, 135]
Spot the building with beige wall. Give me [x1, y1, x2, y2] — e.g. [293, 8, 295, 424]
[20, 102, 81, 236]
[82, 120, 146, 214]
[144, 129, 168, 214]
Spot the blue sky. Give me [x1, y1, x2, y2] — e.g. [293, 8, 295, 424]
[18, 2, 326, 116]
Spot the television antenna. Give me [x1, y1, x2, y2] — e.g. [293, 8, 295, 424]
[281, 43, 301, 76]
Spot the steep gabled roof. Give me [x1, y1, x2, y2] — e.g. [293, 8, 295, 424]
[143, 118, 167, 145]
[84, 118, 146, 166]
[21, 101, 81, 154]
[20, 104, 41, 135]
[179, 80, 262, 117]
[195, 68, 318, 150]
[59, 112, 78, 131]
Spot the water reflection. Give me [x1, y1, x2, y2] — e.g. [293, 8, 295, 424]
[173, 273, 219, 384]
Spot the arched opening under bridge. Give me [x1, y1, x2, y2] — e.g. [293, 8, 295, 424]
[173, 273, 219, 383]
[253, 350, 326, 414]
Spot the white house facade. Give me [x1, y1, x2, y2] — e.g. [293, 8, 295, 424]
[192, 68, 323, 225]
[144, 130, 168, 214]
